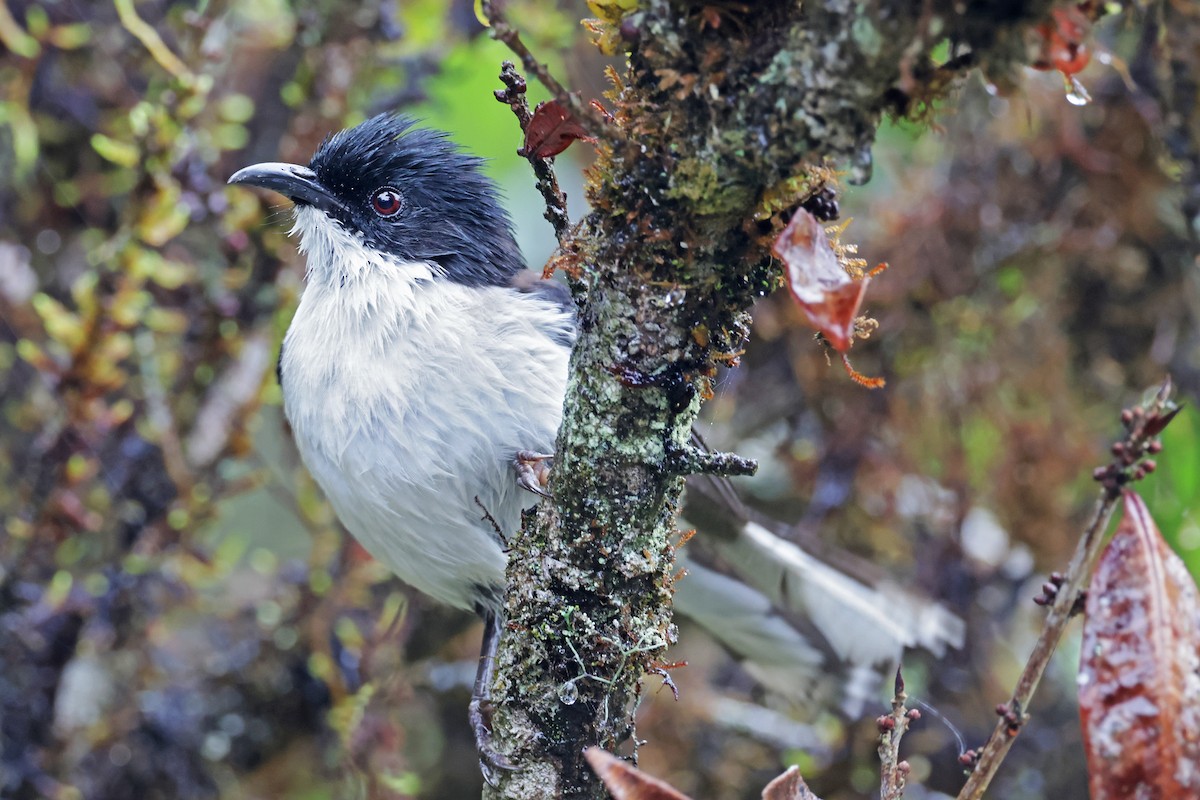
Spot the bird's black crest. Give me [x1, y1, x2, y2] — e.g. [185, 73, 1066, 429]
[308, 114, 525, 286]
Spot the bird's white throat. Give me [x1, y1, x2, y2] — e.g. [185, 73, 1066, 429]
[290, 205, 441, 290]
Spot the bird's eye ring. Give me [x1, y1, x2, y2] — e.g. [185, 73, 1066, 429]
[370, 186, 403, 217]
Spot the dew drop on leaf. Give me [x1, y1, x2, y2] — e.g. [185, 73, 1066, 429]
[1065, 75, 1091, 106]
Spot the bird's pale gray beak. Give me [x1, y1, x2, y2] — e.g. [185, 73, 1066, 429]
[228, 162, 342, 213]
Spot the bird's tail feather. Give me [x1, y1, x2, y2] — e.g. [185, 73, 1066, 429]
[675, 470, 965, 717]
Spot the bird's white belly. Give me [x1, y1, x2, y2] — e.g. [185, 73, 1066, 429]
[279, 269, 570, 611]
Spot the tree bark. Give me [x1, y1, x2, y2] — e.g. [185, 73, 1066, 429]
[486, 2, 1063, 798]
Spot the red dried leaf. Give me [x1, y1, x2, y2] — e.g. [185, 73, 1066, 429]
[584, 747, 693, 800]
[1031, 7, 1092, 76]
[1079, 490, 1200, 800]
[523, 100, 596, 158]
[772, 209, 869, 351]
[762, 766, 823, 800]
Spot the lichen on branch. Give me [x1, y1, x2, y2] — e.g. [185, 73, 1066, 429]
[486, 3, 1068, 798]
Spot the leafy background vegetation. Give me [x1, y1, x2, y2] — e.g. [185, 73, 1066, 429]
[1, 2, 1195, 799]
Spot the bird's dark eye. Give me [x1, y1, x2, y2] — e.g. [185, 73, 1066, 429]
[370, 186, 403, 217]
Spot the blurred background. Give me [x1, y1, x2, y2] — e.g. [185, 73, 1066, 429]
[1, 2, 1196, 799]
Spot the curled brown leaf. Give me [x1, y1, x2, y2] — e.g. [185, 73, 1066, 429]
[1078, 490, 1200, 800]
[772, 209, 869, 352]
[584, 747, 693, 800]
[522, 99, 597, 159]
[762, 765, 823, 800]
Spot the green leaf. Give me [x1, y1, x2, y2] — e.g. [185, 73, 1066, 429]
[47, 22, 91, 49]
[91, 133, 140, 168]
[0, 101, 40, 173]
[135, 181, 190, 246]
[218, 93, 255, 123]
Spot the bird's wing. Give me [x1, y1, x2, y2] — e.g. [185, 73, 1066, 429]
[509, 270, 577, 347]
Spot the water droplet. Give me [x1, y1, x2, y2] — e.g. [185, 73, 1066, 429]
[848, 147, 873, 185]
[1064, 75, 1091, 106]
[558, 680, 579, 705]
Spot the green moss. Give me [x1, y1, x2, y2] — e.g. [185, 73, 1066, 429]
[665, 156, 750, 217]
[754, 170, 822, 219]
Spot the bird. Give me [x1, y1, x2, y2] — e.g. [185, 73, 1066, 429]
[228, 113, 964, 770]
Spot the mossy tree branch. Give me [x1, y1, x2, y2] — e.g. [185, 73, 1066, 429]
[486, 2, 1071, 798]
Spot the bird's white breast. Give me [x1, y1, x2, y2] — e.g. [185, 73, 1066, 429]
[280, 208, 571, 610]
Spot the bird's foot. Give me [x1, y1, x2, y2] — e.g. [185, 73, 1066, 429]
[469, 695, 516, 786]
[514, 450, 554, 498]
[472, 611, 514, 786]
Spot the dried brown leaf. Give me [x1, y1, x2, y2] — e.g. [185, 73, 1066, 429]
[523, 100, 596, 159]
[762, 765, 823, 800]
[772, 210, 869, 351]
[584, 747, 693, 800]
[1079, 490, 1200, 800]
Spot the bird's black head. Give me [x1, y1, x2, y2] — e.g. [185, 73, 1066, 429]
[229, 114, 525, 286]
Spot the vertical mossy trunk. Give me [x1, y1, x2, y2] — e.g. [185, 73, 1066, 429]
[487, 2, 1059, 797]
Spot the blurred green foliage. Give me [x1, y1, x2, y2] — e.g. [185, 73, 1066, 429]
[0, 2, 566, 798]
[1144, 409, 1199, 575]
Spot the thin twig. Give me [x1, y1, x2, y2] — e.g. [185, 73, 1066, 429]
[956, 377, 1178, 799]
[879, 668, 915, 800]
[494, 62, 571, 244]
[480, 0, 612, 138]
[475, 495, 506, 541]
[184, 329, 273, 469]
[114, 0, 196, 86]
